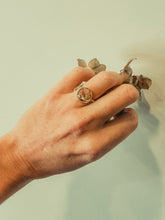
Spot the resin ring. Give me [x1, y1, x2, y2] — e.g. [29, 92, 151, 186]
[74, 81, 95, 104]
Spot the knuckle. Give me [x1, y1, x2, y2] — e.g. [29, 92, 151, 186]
[71, 111, 92, 135]
[82, 138, 99, 163]
[127, 108, 139, 130]
[72, 66, 84, 72]
[72, 66, 86, 76]
[122, 84, 139, 101]
[73, 66, 95, 77]
[86, 147, 98, 162]
[101, 71, 113, 82]
[76, 119, 86, 131]
[101, 71, 119, 82]
[73, 119, 85, 134]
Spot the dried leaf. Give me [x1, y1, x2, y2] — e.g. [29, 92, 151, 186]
[92, 64, 106, 74]
[132, 75, 152, 90]
[137, 76, 152, 89]
[77, 58, 87, 67]
[88, 58, 100, 69]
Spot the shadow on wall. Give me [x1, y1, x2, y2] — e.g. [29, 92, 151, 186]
[121, 37, 165, 117]
[64, 39, 163, 220]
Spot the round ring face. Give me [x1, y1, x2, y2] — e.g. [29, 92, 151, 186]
[77, 87, 93, 103]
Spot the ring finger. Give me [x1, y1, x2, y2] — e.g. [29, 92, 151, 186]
[72, 70, 125, 107]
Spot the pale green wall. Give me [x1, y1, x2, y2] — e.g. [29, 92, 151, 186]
[0, 0, 165, 219]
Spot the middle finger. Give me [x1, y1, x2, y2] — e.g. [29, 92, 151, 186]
[83, 83, 139, 124]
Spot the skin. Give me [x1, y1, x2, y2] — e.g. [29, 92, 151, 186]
[0, 66, 139, 204]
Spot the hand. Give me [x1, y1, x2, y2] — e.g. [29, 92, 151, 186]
[6, 66, 139, 180]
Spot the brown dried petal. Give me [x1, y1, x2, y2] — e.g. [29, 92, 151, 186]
[137, 77, 152, 89]
[92, 64, 106, 74]
[88, 58, 100, 69]
[77, 58, 87, 67]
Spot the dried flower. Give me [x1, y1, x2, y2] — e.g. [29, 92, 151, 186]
[132, 75, 152, 90]
[77, 58, 106, 74]
[76, 57, 152, 100]
[88, 58, 100, 69]
[92, 64, 106, 74]
[120, 58, 152, 98]
[77, 59, 87, 68]
[119, 58, 136, 83]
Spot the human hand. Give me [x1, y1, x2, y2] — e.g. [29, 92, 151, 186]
[5, 66, 139, 180]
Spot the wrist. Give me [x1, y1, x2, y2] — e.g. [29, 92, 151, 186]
[0, 133, 31, 204]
